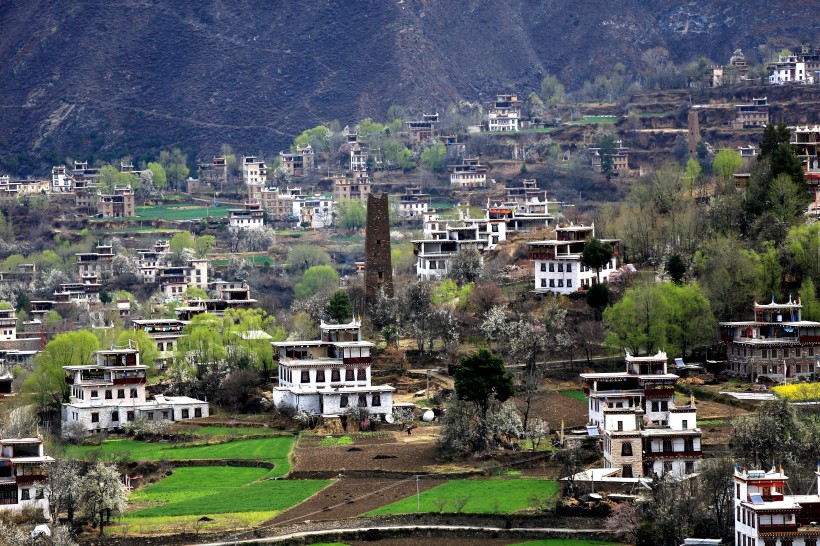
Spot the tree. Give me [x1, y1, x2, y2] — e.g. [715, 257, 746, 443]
[539, 74, 565, 106]
[116, 329, 159, 373]
[801, 279, 820, 321]
[694, 235, 761, 321]
[454, 348, 514, 419]
[665, 254, 687, 284]
[585, 282, 610, 318]
[325, 290, 353, 323]
[147, 162, 167, 189]
[420, 143, 447, 173]
[172, 314, 226, 380]
[159, 148, 190, 189]
[194, 235, 216, 258]
[48, 459, 81, 523]
[286, 244, 331, 277]
[712, 149, 743, 180]
[337, 199, 367, 231]
[606, 502, 640, 543]
[580, 238, 613, 283]
[24, 330, 100, 413]
[295, 265, 339, 299]
[760, 122, 792, 158]
[598, 135, 617, 181]
[447, 248, 482, 286]
[169, 231, 195, 254]
[79, 462, 128, 536]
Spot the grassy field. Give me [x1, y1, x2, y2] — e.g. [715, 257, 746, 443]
[66, 436, 295, 476]
[190, 426, 283, 437]
[366, 479, 558, 515]
[561, 390, 588, 402]
[698, 419, 728, 426]
[635, 111, 672, 118]
[568, 116, 617, 125]
[509, 538, 621, 546]
[210, 255, 275, 267]
[119, 466, 329, 534]
[135, 204, 229, 221]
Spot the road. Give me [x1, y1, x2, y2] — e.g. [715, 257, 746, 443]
[186, 524, 611, 546]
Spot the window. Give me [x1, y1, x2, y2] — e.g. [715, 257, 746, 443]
[622, 465, 633, 478]
[340, 395, 349, 408]
[549, 279, 555, 287]
[621, 442, 632, 456]
[130, 388, 138, 398]
[162, 411, 169, 420]
[91, 412, 99, 423]
[182, 409, 189, 419]
[685, 461, 695, 475]
[566, 264, 572, 273]
[660, 401, 668, 411]
[317, 370, 326, 382]
[557, 263, 563, 272]
[111, 411, 119, 422]
[346, 369, 354, 381]
[548, 263, 554, 272]
[652, 401, 659, 412]
[540, 263, 546, 272]
[557, 279, 563, 287]
[541, 279, 546, 287]
[105, 390, 112, 400]
[147, 412, 154, 421]
[20, 488, 30, 501]
[331, 369, 340, 382]
[357, 368, 366, 380]
[567, 280, 572, 288]
[301, 371, 310, 383]
[117, 389, 125, 399]
[616, 421, 623, 431]
[194, 408, 202, 418]
[358, 394, 367, 407]
[91, 390, 99, 398]
[682, 420, 688, 429]
[662, 439, 672, 453]
[663, 461, 673, 473]
[126, 411, 134, 422]
[36, 488, 44, 500]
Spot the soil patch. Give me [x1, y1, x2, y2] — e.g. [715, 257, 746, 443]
[294, 430, 441, 474]
[518, 392, 589, 429]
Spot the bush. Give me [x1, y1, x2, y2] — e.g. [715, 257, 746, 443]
[121, 418, 174, 440]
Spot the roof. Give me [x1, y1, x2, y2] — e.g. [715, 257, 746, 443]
[234, 330, 274, 341]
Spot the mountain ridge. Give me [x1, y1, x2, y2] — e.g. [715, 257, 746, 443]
[0, 0, 816, 173]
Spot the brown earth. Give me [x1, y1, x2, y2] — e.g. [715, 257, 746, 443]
[293, 428, 443, 475]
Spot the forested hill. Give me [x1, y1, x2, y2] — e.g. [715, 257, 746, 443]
[0, 0, 815, 173]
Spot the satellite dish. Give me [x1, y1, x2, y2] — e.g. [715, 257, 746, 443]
[385, 414, 395, 424]
[422, 410, 435, 422]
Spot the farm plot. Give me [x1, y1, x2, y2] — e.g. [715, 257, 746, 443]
[66, 436, 295, 477]
[294, 430, 440, 474]
[366, 478, 558, 515]
[136, 204, 229, 221]
[338, 541, 622, 546]
[118, 466, 329, 535]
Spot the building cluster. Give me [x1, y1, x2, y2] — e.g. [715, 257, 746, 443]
[51, 162, 137, 218]
[768, 44, 820, 85]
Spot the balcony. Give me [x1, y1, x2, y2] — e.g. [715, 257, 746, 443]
[113, 377, 144, 385]
[644, 449, 702, 459]
[759, 524, 798, 534]
[16, 475, 46, 485]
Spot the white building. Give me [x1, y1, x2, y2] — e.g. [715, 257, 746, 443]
[158, 259, 208, 299]
[768, 48, 819, 85]
[0, 437, 53, 518]
[293, 194, 334, 229]
[242, 155, 267, 202]
[733, 466, 820, 545]
[397, 187, 430, 219]
[62, 348, 208, 433]
[271, 319, 394, 419]
[412, 210, 507, 280]
[227, 202, 265, 230]
[581, 351, 702, 479]
[137, 240, 171, 284]
[487, 94, 522, 132]
[449, 158, 488, 188]
[51, 166, 72, 193]
[527, 225, 620, 294]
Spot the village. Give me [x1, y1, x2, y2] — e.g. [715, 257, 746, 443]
[0, 42, 819, 546]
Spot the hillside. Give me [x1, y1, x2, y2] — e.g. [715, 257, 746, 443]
[0, 0, 816, 174]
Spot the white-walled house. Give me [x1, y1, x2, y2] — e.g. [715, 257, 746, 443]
[527, 225, 620, 294]
[0, 437, 53, 518]
[581, 351, 702, 479]
[271, 319, 393, 419]
[61, 348, 208, 434]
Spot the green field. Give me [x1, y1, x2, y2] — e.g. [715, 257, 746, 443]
[509, 538, 621, 546]
[66, 436, 295, 477]
[135, 204, 230, 221]
[568, 116, 617, 125]
[366, 479, 558, 515]
[210, 255, 275, 267]
[191, 426, 283, 437]
[561, 390, 589, 402]
[131, 467, 329, 517]
[635, 111, 671, 118]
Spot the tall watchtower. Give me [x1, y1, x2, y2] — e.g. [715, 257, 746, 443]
[364, 193, 393, 304]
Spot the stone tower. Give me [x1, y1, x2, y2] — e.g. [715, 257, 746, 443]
[364, 193, 393, 304]
[687, 109, 700, 157]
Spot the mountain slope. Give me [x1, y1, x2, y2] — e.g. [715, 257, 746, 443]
[0, 0, 815, 173]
